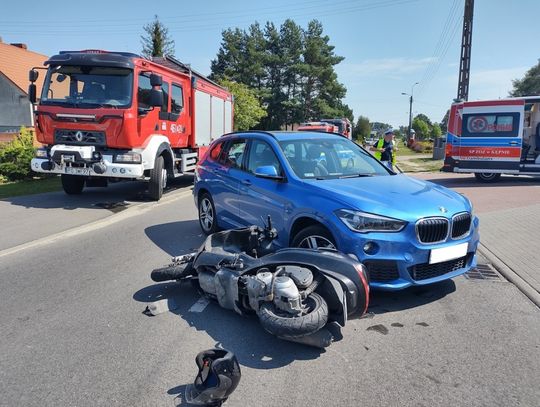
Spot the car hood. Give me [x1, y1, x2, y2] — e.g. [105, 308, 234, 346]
[305, 174, 471, 221]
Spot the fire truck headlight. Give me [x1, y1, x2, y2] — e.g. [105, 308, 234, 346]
[35, 148, 48, 158]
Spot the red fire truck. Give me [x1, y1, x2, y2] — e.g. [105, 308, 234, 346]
[442, 96, 540, 182]
[297, 118, 352, 139]
[29, 50, 233, 199]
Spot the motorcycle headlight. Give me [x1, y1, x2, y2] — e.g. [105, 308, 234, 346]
[335, 209, 407, 233]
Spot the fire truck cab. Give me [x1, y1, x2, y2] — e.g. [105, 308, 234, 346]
[29, 50, 233, 200]
[442, 96, 540, 182]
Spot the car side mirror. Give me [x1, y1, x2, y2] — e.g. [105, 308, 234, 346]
[255, 165, 283, 181]
[28, 84, 37, 104]
[150, 74, 162, 87]
[149, 88, 163, 107]
[29, 69, 39, 82]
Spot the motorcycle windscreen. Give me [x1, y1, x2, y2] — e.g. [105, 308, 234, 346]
[457, 103, 523, 172]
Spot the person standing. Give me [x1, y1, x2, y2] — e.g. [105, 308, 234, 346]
[371, 129, 395, 170]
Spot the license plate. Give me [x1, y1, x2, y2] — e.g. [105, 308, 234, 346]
[65, 166, 91, 176]
[429, 242, 468, 264]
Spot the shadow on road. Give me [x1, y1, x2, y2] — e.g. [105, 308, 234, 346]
[133, 282, 324, 371]
[2, 176, 193, 211]
[145, 220, 204, 258]
[368, 279, 456, 315]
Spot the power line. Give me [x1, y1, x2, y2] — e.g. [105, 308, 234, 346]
[1, 0, 420, 35]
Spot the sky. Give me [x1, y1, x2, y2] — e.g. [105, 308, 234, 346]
[1, 0, 538, 128]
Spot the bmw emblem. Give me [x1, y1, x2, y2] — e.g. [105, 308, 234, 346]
[439, 206, 448, 213]
[75, 131, 83, 142]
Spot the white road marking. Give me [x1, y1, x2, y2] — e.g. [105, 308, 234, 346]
[0, 188, 192, 261]
[189, 297, 210, 313]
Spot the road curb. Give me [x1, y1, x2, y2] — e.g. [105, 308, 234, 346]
[0, 187, 193, 260]
[478, 243, 540, 308]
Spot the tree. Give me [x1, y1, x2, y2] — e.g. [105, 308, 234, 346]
[210, 19, 350, 130]
[370, 122, 392, 134]
[141, 15, 175, 58]
[510, 60, 540, 97]
[440, 109, 450, 133]
[430, 123, 442, 139]
[354, 116, 371, 141]
[412, 118, 430, 140]
[414, 113, 432, 127]
[218, 79, 267, 131]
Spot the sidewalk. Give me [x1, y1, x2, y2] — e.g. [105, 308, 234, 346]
[411, 172, 540, 307]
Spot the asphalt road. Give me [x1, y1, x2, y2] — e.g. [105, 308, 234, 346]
[1, 178, 539, 406]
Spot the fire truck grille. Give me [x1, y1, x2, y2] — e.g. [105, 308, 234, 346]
[416, 217, 449, 243]
[55, 129, 106, 146]
[451, 212, 472, 239]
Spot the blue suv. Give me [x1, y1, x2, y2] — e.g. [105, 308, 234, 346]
[193, 131, 479, 290]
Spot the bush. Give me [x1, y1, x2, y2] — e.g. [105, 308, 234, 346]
[0, 127, 36, 181]
[409, 140, 433, 153]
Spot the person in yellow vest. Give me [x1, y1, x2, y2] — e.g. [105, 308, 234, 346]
[370, 129, 395, 170]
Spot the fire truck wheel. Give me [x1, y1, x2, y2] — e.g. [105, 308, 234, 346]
[474, 173, 501, 183]
[61, 174, 85, 195]
[149, 155, 166, 200]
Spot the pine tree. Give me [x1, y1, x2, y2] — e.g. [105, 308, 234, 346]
[141, 15, 175, 58]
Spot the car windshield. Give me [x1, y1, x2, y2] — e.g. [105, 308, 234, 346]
[40, 65, 133, 108]
[279, 137, 391, 179]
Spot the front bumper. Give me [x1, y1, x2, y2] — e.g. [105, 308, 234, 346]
[31, 157, 145, 179]
[337, 216, 480, 291]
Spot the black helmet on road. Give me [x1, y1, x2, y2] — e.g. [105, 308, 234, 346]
[185, 348, 241, 406]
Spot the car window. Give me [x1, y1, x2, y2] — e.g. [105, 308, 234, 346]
[220, 139, 246, 169]
[278, 138, 388, 179]
[208, 141, 224, 163]
[246, 140, 282, 174]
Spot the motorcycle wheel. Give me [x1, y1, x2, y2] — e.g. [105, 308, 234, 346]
[257, 292, 328, 338]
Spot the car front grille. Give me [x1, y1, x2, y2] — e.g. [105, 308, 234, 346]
[363, 260, 400, 282]
[54, 129, 106, 146]
[408, 254, 471, 281]
[416, 217, 449, 243]
[451, 212, 472, 239]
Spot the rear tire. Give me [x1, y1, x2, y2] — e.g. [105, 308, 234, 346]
[198, 193, 219, 235]
[149, 155, 166, 201]
[474, 172, 501, 183]
[257, 292, 329, 338]
[61, 174, 85, 195]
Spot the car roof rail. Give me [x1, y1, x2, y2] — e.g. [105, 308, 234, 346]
[223, 130, 277, 139]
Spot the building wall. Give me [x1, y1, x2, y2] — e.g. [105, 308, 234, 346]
[0, 73, 32, 131]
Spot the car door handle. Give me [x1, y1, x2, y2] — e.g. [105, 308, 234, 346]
[242, 179, 252, 186]
[509, 141, 518, 146]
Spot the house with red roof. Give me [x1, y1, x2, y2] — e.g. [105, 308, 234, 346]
[0, 39, 47, 137]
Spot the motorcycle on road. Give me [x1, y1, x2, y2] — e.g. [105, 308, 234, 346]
[151, 217, 369, 348]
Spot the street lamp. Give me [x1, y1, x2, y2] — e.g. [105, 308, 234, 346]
[401, 82, 419, 142]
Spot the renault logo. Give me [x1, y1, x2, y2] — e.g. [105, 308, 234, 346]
[439, 206, 448, 213]
[75, 131, 84, 142]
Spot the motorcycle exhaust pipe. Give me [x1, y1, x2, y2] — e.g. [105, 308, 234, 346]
[151, 262, 193, 282]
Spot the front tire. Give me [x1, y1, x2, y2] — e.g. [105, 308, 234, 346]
[292, 225, 336, 250]
[198, 193, 219, 235]
[149, 155, 166, 201]
[257, 292, 329, 338]
[474, 172, 501, 183]
[61, 174, 85, 195]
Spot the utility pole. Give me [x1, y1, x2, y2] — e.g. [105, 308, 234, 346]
[402, 82, 419, 142]
[457, 0, 474, 101]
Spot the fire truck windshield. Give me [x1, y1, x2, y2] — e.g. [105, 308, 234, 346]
[40, 66, 133, 108]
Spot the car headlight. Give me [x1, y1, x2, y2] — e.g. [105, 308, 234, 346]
[335, 209, 407, 233]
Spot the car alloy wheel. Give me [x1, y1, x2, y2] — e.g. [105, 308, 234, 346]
[199, 197, 215, 233]
[298, 235, 336, 250]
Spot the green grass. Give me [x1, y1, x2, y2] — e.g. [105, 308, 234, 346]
[397, 158, 443, 173]
[0, 176, 61, 199]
